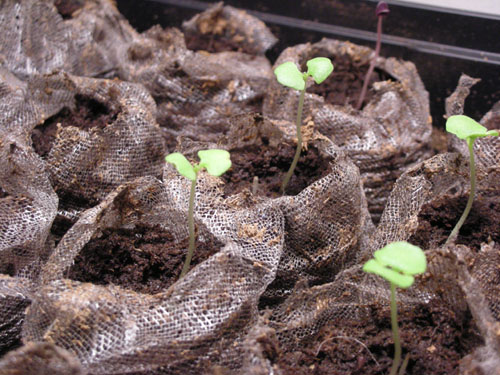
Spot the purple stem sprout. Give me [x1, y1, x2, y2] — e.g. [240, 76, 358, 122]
[356, 1, 390, 110]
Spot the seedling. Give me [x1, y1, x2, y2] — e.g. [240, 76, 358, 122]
[274, 57, 333, 194]
[363, 241, 427, 375]
[445, 115, 499, 245]
[165, 149, 231, 278]
[356, 1, 390, 110]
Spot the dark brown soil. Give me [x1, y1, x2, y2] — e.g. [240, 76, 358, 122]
[68, 223, 224, 294]
[0, 187, 8, 199]
[430, 126, 448, 154]
[54, 0, 84, 19]
[307, 54, 393, 109]
[183, 9, 254, 54]
[222, 144, 332, 197]
[185, 33, 244, 54]
[31, 94, 119, 211]
[275, 300, 481, 375]
[409, 191, 500, 251]
[31, 94, 117, 159]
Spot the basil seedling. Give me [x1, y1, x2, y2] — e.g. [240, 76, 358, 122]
[166, 149, 231, 278]
[274, 57, 333, 194]
[363, 241, 427, 375]
[445, 115, 499, 245]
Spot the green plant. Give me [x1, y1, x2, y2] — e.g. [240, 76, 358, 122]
[274, 57, 333, 194]
[445, 115, 499, 245]
[363, 241, 427, 375]
[165, 149, 231, 278]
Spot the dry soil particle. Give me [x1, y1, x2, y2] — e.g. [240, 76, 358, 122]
[68, 223, 224, 295]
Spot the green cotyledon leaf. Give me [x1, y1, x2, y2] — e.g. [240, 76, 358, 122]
[306, 57, 334, 84]
[165, 152, 196, 181]
[446, 115, 499, 140]
[274, 61, 305, 91]
[198, 149, 231, 177]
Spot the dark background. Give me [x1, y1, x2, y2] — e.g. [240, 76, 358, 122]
[116, 0, 500, 128]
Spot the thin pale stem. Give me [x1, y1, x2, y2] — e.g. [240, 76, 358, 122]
[252, 176, 259, 195]
[356, 15, 383, 110]
[445, 139, 476, 246]
[389, 283, 402, 375]
[180, 176, 197, 278]
[281, 87, 306, 194]
[398, 353, 410, 375]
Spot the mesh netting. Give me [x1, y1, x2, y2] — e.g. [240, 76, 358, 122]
[118, 2, 275, 149]
[1, 1, 499, 374]
[263, 38, 432, 222]
[182, 2, 278, 55]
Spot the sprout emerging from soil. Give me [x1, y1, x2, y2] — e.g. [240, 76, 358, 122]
[445, 115, 499, 245]
[356, 1, 390, 110]
[165, 149, 231, 278]
[274, 57, 333, 194]
[363, 241, 427, 375]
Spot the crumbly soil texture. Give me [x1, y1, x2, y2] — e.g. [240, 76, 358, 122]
[306, 53, 392, 109]
[68, 223, 224, 295]
[31, 93, 119, 221]
[222, 143, 332, 198]
[409, 191, 500, 251]
[273, 300, 482, 375]
[31, 94, 116, 159]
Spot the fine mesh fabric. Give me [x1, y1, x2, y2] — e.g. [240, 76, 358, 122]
[263, 38, 432, 222]
[1, 1, 499, 374]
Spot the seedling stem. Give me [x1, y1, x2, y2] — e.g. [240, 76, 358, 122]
[182, 177, 197, 278]
[274, 58, 333, 194]
[362, 241, 426, 375]
[444, 115, 499, 245]
[389, 282, 401, 375]
[165, 150, 231, 278]
[281, 87, 305, 194]
[445, 139, 476, 246]
[357, 1, 389, 110]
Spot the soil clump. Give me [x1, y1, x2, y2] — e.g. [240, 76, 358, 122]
[68, 223, 224, 294]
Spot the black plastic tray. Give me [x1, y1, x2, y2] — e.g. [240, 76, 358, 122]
[116, 0, 500, 127]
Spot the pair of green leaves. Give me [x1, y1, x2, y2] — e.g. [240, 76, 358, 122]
[166, 149, 231, 181]
[363, 241, 427, 289]
[446, 115, 499, 144]
[274, 57, 334, 91]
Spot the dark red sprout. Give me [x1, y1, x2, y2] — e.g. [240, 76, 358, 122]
[376, 1, 390, 17]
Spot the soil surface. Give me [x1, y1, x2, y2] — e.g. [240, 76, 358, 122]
[222, 144, 332, 197]
[307, 54, 392, 109]
[31, 94, 119, 211]
[68, 223, 224, 294]
[31, 94, 117, 159]
[0, 187, 8, 199]
[185, 32, 243, 54]
[274, 300, 482, 375]
[54, 0, 84, 19]
[409, 191, 500, 251]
